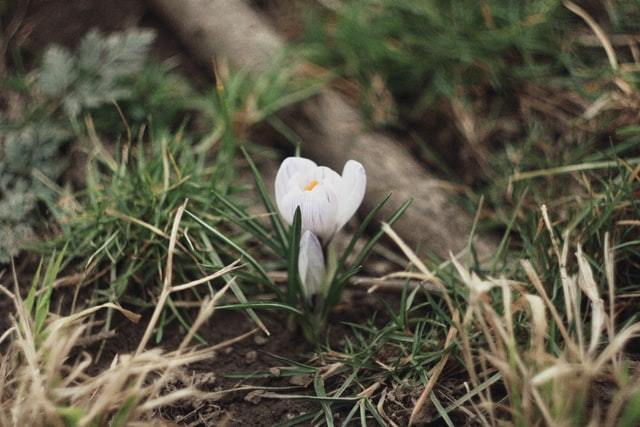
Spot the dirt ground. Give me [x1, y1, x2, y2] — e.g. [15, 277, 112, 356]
[80, 290, 402, 425]
[2, 260, 405, 424]
[99, 310, 316, 425]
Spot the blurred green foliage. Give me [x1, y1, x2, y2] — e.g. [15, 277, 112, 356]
[302, 0, 640, 158]
[303, 0, 572, 116]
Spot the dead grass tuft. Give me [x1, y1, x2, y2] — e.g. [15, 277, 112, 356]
[0, 205, 250, 426]
[384, 205, 640, 426]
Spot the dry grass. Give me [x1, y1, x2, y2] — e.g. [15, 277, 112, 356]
[1, 286, 193, 426]
[383, 204, 640, 426]
[0, 205, 251, 427]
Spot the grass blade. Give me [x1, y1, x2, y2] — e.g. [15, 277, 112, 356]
[212, 188, 283, 254]
[186, 209, 282, 299]
[216, 302, 302, 315]
[336, 194, 391, 274]
[326, 199, 411, 311]
[200, 232, 271, 335]
[314, 373, 335, 427]
[241, 145, 289, 249]
[287, 208, 303, 306]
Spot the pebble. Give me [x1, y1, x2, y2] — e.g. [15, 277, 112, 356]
[289, 374, 311, 386]
[269, 367, 281, 376]
[244, 389, 265, 404]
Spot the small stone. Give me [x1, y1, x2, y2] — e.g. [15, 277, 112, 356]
[269, 367, 281, 376]
[193, 372, 216, 387]
[244, 389, 265, 404]
[254, 335, 268, 346]
[245, 350, 257, 363]
[224, 346, 234, 354]
[371, 260, 392, 275]
[289, 374, 312, 386]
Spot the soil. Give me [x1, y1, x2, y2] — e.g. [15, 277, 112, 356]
[81, 290, 399, 426]
[96, 310, 315, 426]
[1, 252, 405, 425]
[0, 255, 39, 349]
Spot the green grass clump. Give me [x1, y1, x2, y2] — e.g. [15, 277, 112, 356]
[41, 52, 325, 340]
[56, 134, 222, 302]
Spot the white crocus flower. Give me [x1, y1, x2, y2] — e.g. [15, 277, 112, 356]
[298, 230, 326, 299]
[275, 157, 366, 242]
[275, 156, 366, 301]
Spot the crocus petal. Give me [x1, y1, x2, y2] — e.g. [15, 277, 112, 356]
[279, 184, 339, 241]
[298, 231, 326, 299]
[311, 166, 343, 190]
[275, 157, 317, 208]
[335, 160, 366, 229]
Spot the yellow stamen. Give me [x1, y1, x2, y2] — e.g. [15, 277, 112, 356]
[304, 180, 319, 191]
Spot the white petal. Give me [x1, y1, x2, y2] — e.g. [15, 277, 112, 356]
[275, 157, 317, 211]
[298, 231, 326, 299]
[311, 166, 343, 189]
[279, 185, 339, 240]
[335, 160, 366, 230]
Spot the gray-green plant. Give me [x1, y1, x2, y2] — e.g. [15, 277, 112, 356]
[0, 29, 158, 262]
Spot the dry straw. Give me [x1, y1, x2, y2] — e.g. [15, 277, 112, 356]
[0, 202, 251, 426]
[384, 205, 640, 426]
